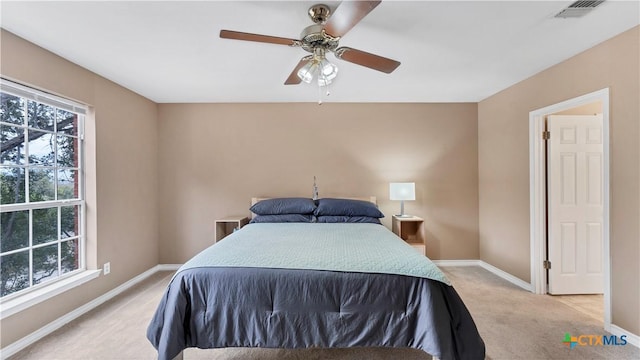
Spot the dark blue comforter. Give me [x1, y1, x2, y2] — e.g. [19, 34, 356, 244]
[147, 266, 485, 360]
[148, 224, 484, 359]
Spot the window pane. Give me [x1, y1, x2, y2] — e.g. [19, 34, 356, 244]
[33, 207, 58, 245]
[61, 205, 79, 239]
[29, 168, 55, 202]
[1, 124, 25, 165]
[61, 239, 79, 274]
[0, 93, 26, 125]
[28, 131, 55, 166]
[1, 85, 85, 299]
[57, 169, 78, 200]
[56, 134, 78, 167]
[0, 210, 29, 252]
[33, 243, 58, 285]
[56, 109, 77, 136]
[0, 167, 26, 204]
[1, 250, 29, 297]
[27, 101, 55, 130]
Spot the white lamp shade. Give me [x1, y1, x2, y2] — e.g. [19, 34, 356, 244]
[389, 182, 415, 200]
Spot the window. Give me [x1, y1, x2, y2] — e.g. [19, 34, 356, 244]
[0, 79, 86, 300]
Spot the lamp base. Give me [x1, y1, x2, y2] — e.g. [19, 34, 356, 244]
[395, 201, 412, 218]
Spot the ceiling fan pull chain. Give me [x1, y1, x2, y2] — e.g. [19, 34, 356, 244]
[323, 72, 331, 97]
[317, 71, 332, 105]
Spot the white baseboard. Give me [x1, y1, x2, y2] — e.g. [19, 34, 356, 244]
[157, 264, 182, 271]
[434, 259, 533, 292]
[477, 261, 533, 292]
[1, 264, 175, 359]
[432, 259, 480, 267]
[607, 324, 640, 349]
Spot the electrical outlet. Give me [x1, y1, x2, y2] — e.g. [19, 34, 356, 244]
[103, 262, 111, 275]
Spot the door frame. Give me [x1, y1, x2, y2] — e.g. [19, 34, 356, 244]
[528, 88, 610, 325]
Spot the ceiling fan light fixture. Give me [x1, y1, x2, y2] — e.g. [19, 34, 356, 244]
[297, 57, 338, 86]
[319, 58, 338, 80]
[297, 61, 318, 83]
[317, 59, 338, 86]
[317, 75, 332, 87]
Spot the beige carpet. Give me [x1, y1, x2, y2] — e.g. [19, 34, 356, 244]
[8, 266, 639, 360]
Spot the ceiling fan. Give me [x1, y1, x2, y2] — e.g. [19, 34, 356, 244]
[219, 1, 401, 87]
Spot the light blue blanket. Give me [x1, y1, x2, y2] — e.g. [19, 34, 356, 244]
[181, 223, 450, 285]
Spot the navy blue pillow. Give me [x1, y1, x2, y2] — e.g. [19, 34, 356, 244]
[314, 198, 384, 218]
[250, 214, 315, 223]
[250, 197, 317, 215]
[316, 216, 382, 224]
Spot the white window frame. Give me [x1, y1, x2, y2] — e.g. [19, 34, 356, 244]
[0, 79, 96, 316]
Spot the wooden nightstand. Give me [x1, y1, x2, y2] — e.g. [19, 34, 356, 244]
[392, 215, 425, 255]
[215, 216, 249, 242]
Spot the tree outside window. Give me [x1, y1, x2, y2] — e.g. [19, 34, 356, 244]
[0, 86, 85, 298]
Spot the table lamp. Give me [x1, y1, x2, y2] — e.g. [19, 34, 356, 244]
[389, 182, 415, 217]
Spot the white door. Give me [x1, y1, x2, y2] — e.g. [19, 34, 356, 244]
[547, 114, 604, 295]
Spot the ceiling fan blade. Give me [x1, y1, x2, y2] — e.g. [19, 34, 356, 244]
[334, 47, 400, 74]
[284, 56, 313, 85]
[323, 0, 381, 38]
[220, 30, 299, 46]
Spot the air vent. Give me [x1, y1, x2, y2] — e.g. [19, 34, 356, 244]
[555, 0, 605, 18]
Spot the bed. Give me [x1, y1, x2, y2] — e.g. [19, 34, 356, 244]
[147, 197, 485, 360]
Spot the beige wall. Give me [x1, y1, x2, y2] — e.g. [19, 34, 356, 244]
[478, 26, 639, 334]
[158, 103, 479, 263]
[0, 30, 160, 346]
[3, 21, 637, 350]
[1, 29, 480, 348]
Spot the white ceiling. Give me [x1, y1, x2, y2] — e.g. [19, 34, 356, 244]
[1, 1, 638, 103]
